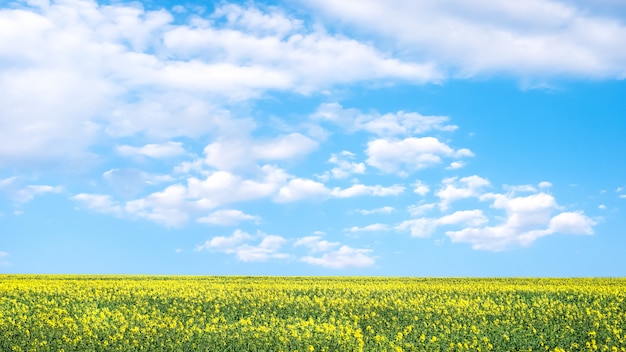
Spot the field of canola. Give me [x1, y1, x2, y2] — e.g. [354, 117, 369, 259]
[1, 276, 625, 351]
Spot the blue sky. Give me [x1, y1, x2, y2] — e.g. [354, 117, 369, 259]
[1, 0, 625, 275]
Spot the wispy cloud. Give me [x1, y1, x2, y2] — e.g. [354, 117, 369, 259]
[305, 0, 626, 79]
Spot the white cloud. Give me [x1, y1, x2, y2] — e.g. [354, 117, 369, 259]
[14, 185, 63, 203]
[253, 133, 319, 161]
[346, 223, 390, 233]
[455, 149, 475, 158]
[538, 181, 553, 188]
[0, 179, 63, 203]
[116, 142, 186, 158]
[72, 193, 123, 216]
[438, 210, 489, 227]
[360, 111, 458, 136]
[301, 245, 375, 269]
[311, 103, 457, 136]
[295, 235, 376, 269]
[275, 178, 330, 203]
[0, 0, 438, 166]
[395, 218, 439, 238]
[164, 5, 439, 92]
[108, 152, 415, 225]
[186, 165, 289, 208]
[598, 204, 606, 210]
[446, 161, 465, 170]
[407, 203, 436, 217]
[196, 229, 253, 251]
[124, 184, 190, 227]
[619, 194, 626, 199]
[310, 103, 360, 128]
[197, 209, 260, 226]
[504, 184, 538, 193]
[294, 236, 340, 252]
[212, 3, 304, 36]
[74, 162, 409, 227]
[413, 180, 430, 196]
[0, 177, 17, 188]
[196, 230, 288, 262]
[397, 179, 595, 250]
[331, 184, 405, 198]
[396, 209, 487, 237]
[445, 192, 594, 251]
[366, 137, 471, 174]
[232, 235, 289, 262]
[357, 206, 395, 215]
[437, 175, 490, 210]
[487, 192, 557, 229]
[549, 211, 595, 234]
[204, 133, 318, 171]
[305, 0, 626, 79]
[319, 151, 366, 180]
[103, 168, 175, 197]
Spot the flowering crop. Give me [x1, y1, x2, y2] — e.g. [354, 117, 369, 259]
[1, 276, 625, 351]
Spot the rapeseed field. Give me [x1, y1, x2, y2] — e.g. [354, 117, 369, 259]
[0, 276, 624, 351]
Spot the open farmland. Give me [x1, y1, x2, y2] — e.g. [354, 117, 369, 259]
[1, 276, 625, 351]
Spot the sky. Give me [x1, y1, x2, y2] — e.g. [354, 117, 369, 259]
[0, 0, 625, 276]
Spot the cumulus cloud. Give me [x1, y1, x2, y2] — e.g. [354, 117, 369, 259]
[538, 181, 553, 188]
[0, 0, 438, 166]
[116, 142, 187, 159]
[74, 166, 290, 227]
[549, 211, 595, 234]
[445, 192, 595, 251]
[294, 235, 376, 268]
[294, 236, 340, 253]
[197, 209, 260, 226]
[437, 175, 490, 210]
[311, 102, 457, 136]
[446, 161, 465, 170]
[413, 180, 430, 196]
[186, 165, 290, 209]
[124, 184, 190, 227]
[73, 160, 413, 227]
[395, 178, 596, 250]
[366, 137, 472, 174]
[301, 245, 375, 269]
[396, 209, 487, 238]
[318, 151, 366, 181]
[196, 230, 289, 262]
[275, 178, 330, 203]
[196, 229, 253, 251]
[204, 133, 319, 171]
[305, 0, 626, 79]
[395, 218, 439, 238]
